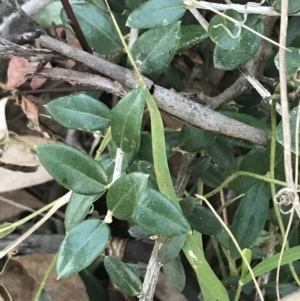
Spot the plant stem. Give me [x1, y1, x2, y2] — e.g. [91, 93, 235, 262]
[104, 148, 124, 224]
[60, 0, 92, 53]
[34, 252, 58, 301]
[204, 171, 292, 199]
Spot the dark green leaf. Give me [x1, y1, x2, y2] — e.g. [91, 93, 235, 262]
[277, 106, 300, 155]
[126, 263, 146, 278]
[187, 204, 223, 236]
[287, 17, 300, 47]
[269, 0, 300, 14]
[229, 148, 269, 192]
[107, 172, 148, 220]
[241, 245, 300, 285]
[45, 94, 111, 132]
[176, 25, 208, 53]
[179, 125, 216, 152]
[163, 257, 186, 291]
[274, 47, 300, 77]
[188, 156, 211, 178]
[79, 269, 109, 301]
[104, 256, 142, 296]
[165, 65, 184, 91]
[126, 0, 186, 29]
[219, 110, 270, 133]
[205, 138, 236, 171]
[36, 144, 108, 195]
[131, 188, 191, 236]
[125, 0, 146, 13]
[230, 181, 270, 259]
[65, 192, 103, 233]
[37, 0, 85, 28]
[208, 9, 243, 50]
[158, 236, 186, 264]
[198, 163, 226, 188]
[111, 87, 146, 152]
[131, 160, 158, 190]
[130, 22, 181, 78]
[137, 133, 173, 162]
[57, 219, 110, 278]
[128, 224, 153, 239]
[61, 3, 121, 54]
[108, 139, 138, 171]
[179, 197, 196, 217]
[213, 15, 264, 70]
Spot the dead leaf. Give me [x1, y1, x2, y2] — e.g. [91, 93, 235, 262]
[0, 258, 40, 301]
[0, 135, 53, 193]
[19, 254, 89, 301]
[16, 95, 51, 139]
[7, 57, 51, 90]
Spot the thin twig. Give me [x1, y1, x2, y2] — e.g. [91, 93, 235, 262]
[0, 191, 71, 258]
[38, 35, 268, 146]
[60, 0, 92, 53]
[186, 1, 300, 17]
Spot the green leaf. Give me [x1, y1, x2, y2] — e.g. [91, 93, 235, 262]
[198, 163, 226, 188]
[130, 22, 181, 78]
[180, 197, 196, 217]
[61, 3, 121, 54]
[128, 224, 153, 239]
[57, 219, 110, 278]
[36, 144, 108, 195]
[184, 233, 229, 301]
[205, 138, 236, 171]
[241, 249, 252, 279]
[165, 64, 184, 91]
[126, 263, 146, 278]
[107, 172, 148, 220]
[241, 245, 300, 285]
[163, 257, 186, 291]
[126, 0, 186, 29]
[230, 181, 270, 259]
[131, 188, 191, 236]
[269, 0, 300, 14]
[45, 94, 111, 132]
[213, 15, 264, 70]
[65, 192, 103, 233]
[188, 156, 211, 178]
[208, 9, 243, 50]
[111, 87, 146, 152]
[219, 110, 270, 133]
[37, 0, 85, 28]
[277, 106, 300, 155]
[229, 148, 269, 192]
[104, 256, 142, 296]
[274, 47, 300, 77]
[176, 25, 208, 53]
[179, 125, 216, 152]
[187, 204, 223, 236]
[158, 235, 186, 264]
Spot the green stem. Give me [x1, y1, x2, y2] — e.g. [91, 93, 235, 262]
[34, 252, 58, 301]
[234, 283, 243, 301]
[204, 171, 291, 199]
[11, 200, 57, 229]
[217, 194, 244, 214]
[212, 237, 227, 279]
[222, 247, 238, 277]
[95, 127, 111, 161]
